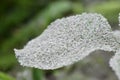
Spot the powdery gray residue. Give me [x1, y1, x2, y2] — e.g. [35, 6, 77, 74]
[111, 15, 120, 78]
[110, 50, 120, 80]
[14, 13, 119, 70]
[113, 30, 120, 44]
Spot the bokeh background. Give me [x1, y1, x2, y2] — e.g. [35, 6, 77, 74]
[0, 0, 120, 80]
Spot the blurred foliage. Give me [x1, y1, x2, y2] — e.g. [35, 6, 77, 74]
[0, 72, 15, 80]
[0, 54, 16, 71]
[0, 0, 49, 39]
[0, 0, 120, 80]
[89, 1, 120, 27]
[32, 68, 44, 80]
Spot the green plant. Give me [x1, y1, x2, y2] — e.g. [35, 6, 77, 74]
[14, 13, 120, 80]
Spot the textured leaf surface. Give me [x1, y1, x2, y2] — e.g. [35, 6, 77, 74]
[108, 14, 120, 80]
[14, 13, 119, 69]
[110, 50, 120, 80]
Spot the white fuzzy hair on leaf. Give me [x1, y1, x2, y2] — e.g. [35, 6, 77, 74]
[14, 13, 120, 80]
[108, 12, 120, 80]
[113, 30, 120, 44]
[110, 50, 120, 80]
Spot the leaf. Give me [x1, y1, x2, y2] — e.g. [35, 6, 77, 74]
[112, 30, 120, 44]
[109, 50, 120, 80]
[14, 13, 119, 70]
[110, 30, 120, 80]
